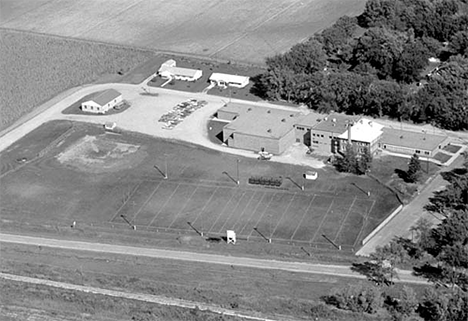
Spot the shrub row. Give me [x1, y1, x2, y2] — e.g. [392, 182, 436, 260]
[248, 176, 282, 186]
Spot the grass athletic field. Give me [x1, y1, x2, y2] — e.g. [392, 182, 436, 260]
[0, 121, 399, 250]
[0, 0, 367, 64]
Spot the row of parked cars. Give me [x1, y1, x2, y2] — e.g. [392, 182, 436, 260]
[159, 98, 208, 130]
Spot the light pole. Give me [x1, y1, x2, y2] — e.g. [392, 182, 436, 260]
[236, 159, 240, 185]
[164, 155, 168, 179]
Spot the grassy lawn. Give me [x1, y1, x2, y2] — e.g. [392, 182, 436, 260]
[0, 121, 400, 252]
[0, 120, 73, 177]
[1, 242, 420, 321]
[370, 154, 441, 203]
[433, 152, 452, 164]
[442, 144, 462, 154]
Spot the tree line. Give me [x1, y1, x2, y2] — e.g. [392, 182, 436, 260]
[252, 0, 468, 131]
[323, 153, 468, 320]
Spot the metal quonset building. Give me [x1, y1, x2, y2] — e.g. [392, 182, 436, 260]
[218, 103, 302, 155]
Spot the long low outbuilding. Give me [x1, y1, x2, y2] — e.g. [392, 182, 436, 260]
[209, 73, 249, 88]
[81, 89, 122, 114]
[379, 128, 450, 157]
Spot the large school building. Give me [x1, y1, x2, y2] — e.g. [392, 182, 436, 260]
[218, 103, 302, 155]
[216, 105, 450, 159]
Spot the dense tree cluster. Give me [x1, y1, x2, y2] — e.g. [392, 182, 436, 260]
[253, 0, 468, 130]
[342, 159, 468, 320]
[333, 145, 372, 175]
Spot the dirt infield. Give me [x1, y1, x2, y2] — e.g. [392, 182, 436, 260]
[0, 121, 400, 250]
[57, 135, 146, 173]
[0, 0, 368, 64]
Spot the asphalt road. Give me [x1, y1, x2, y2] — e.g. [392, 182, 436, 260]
[0, 233, 427, 285]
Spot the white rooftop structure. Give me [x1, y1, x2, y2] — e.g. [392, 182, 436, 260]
[158, 59, 176, 72]
[338, 118, 384, 143]
[209, 73, 249, 88]
[158, 59, 202, 81]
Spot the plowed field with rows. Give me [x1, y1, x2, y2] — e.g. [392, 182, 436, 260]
[0, 0, 367, 64]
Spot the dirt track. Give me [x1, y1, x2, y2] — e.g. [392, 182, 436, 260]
[0, 233, 427, 285]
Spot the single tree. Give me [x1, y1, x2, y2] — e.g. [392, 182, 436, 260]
[334, 143, 360, 174]
[358, 146, 373, 174]
[407, 153, 422, 183]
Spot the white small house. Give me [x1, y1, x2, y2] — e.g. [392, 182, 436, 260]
[209, 73, 249, 88]
[158, 59, 202, 82]
[81, 89, 122, 114]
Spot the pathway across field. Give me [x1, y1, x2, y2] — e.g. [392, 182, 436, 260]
[111, 180, 375, 248]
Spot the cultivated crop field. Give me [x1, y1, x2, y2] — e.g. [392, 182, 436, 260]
[0, 0, 368, 65]
[0, 30, 155, 132]
[0, 121, 400, 250]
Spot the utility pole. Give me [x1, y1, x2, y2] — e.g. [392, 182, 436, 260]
[236, 159, 240, 185]
[253, 227, 271, 243]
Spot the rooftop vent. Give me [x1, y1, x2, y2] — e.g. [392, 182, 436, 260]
[290, 114, 294, 117]
[281, 118, 286, 122]
[267, 110, 271, 113]
[267, 129, 272, 133]
[247, 107, 252, 111]
[332, 118, 336, 122]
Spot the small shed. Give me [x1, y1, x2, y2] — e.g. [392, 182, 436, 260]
[226, 230, 236, 244]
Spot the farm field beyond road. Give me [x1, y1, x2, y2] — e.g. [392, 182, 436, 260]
[0, 0, 367, 64]
[0, 121, 400, 250]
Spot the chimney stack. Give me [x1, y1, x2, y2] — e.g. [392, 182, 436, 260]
[347, 123, 352, 144]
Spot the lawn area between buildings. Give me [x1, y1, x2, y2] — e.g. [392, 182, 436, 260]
[370, 154, 441, 203]
[0, 120, 400, 253]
